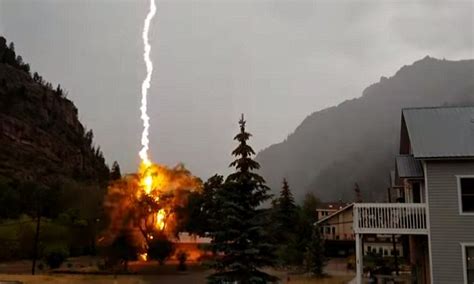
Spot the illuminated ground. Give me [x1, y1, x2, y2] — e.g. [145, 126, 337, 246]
[0, 258, 354, 283]
[0, 274, 353, 284]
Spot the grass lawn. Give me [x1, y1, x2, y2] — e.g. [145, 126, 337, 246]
[0, 258, 354, 283]
[0, 273, 353, 284]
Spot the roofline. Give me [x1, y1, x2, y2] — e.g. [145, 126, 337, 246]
[414, 156, 474, 161]
[402, 105, 474, 111]
[315, 203, 354, 225]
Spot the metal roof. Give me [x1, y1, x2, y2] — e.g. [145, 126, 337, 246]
[396, 155, 423, 178]
[402, 106, 474, 158]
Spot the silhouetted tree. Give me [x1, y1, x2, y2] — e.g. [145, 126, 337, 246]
[208, 114, 277, 283]
[106, 231, 138, 271]
[148, 233, 174, 265]
[110, 161, 121, 180]
[274, 178, 297, 234]
[272, 178, 299, 265]
[305, 224, 326, 276]
[302, 192, 320, 222]
[181, 174, 223, 236]
[84, 129, 94, 146]
[56, 84, 63, 97]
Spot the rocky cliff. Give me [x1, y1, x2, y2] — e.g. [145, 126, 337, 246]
[0, 36, 109, 186]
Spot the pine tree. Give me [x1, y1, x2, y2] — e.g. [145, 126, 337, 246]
[275, 178, 297, 233]
[305, 224, 326, 276]
[208, 114, 277, 283]
[272, 178, 299, 265]
[110, 161, 122, 180]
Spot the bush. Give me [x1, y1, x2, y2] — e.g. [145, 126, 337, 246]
[44, 245, 68, 269]
[148, 234, 174, 265]
[177, 251, 188, 271]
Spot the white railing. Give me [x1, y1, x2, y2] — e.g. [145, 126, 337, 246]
[353, 203, 428, 235]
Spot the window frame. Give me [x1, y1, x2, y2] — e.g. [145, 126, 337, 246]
[461, 242, 474, 284]
[456, 175, 474, 216]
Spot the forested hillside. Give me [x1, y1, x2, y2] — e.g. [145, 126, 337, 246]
[256, 57, 474, 201]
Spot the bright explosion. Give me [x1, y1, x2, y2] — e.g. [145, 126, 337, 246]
[98, 0, 202, 261]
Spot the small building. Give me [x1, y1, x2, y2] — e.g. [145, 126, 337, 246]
[317, 203, 355, 241]
[364, 235, 403, 258]
[316, 201, 349, 221]
[172, 232, 212, 261]
[317, 204, 403, 258]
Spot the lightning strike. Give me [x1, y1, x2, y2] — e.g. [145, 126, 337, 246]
[139, 0, 157, 166]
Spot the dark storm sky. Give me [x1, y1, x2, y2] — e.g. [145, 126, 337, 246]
[1, 0, 472, 178]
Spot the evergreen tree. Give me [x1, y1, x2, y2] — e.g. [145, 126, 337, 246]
[182, 174, 223, 236]
[274, 178, 297, 234]
[208, 114, 277, 283]
[110, 161, 121, 180]
[305, 224, 326, 276]
[272, 178, 299, 265]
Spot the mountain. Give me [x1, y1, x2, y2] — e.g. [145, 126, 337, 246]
[0, 36, 110, 187]
[256, 57, 474, 202]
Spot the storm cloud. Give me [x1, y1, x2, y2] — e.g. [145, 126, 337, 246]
[1, 0, 472, 179]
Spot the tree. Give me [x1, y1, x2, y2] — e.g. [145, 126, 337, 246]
[147, 233, 174, 265]
[110, 161, 121, 180]
[180, 174, 223, 236]
[305, 224, 326, 276]
[208, 114, 277, 283]
[302, 192, 320, 222]
[56, 84, 63, 97]
[272, 178, 299, 265]
[274, 178, 298, 236]
[105, 230, 138, 271]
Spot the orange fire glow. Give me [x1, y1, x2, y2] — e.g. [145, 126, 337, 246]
[100, 159, 201, 257]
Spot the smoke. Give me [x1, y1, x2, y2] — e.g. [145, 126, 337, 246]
[139, 0, 157, 165]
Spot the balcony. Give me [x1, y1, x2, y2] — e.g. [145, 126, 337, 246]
[353, 203, 428, 235]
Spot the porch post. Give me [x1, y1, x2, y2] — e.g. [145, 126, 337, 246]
[355, 233, 363, 284]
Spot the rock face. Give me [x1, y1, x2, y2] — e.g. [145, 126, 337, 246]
[256, 57, 474, 202]
[0, 37, 109, 186]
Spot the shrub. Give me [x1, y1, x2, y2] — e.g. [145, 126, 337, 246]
[177, 251, 188, 271]
[148, 234, 174, 265]
[44, 245, 68, 269]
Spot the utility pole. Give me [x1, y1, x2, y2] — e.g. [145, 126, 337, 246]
[31, 190, 41, 275]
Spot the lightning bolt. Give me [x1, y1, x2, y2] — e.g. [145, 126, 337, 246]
[139, 0, 157, 167]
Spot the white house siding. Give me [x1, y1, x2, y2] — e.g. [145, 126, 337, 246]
[425, 160, 474, 284]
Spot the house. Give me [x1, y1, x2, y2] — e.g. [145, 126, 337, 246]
[353, 106, 474, 284]
[172, 232, 212, 261]
[316, 201, 349, 221]
[317, 204, 403, 258]
[317, 203, 354, 241]
[316, 203, 355, 256]
[364, 235, 404, 258]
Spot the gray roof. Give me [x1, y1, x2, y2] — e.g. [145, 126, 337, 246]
[396, 155, 423, 178]
[403, 106, 474, 158]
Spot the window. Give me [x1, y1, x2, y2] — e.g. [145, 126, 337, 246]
[458, 177, 474, 214]
[331, 227, 335, 235]
[413, 182, 421, 203]
[462, 244, 474, 284]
